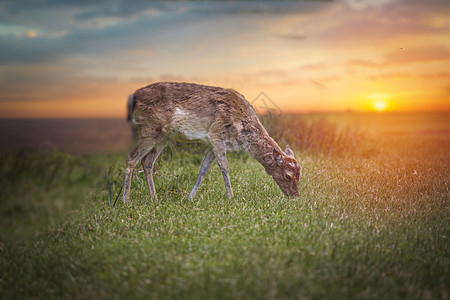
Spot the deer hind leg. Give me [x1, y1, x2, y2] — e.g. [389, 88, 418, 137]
[122, 133, 166, 204]
[189, 148, 215, 201]
[211, 144, 234, 199]
[142, 142, 166, 201]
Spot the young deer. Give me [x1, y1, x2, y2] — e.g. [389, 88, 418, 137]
[123, 82, 301, 202]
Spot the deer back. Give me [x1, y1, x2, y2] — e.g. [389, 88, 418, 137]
[132, 82, 261, 150]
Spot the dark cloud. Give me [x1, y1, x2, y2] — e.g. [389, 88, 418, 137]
[0, 0, 337, 65]
[0, 1, 105, 28]
[0, 7, 195, 64]
[74, 2, 158, 20]
[0, 34, 82, 64]
[0, 0, 334, 25]
[186, 0, 333, 15]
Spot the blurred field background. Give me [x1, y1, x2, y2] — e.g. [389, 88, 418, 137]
[0, 112, 449, 299]
[1, 112, 448, 154]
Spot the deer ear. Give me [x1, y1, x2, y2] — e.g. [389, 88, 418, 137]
[273, 148, 283, 164]
[285, 145, 295, 158]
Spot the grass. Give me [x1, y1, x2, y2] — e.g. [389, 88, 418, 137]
[0, 113, 449, 299]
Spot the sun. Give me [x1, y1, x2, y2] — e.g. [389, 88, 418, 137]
[373, 100, 388, 112]
[367, 93, 391, 112]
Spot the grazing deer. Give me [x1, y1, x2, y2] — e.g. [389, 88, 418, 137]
[123, 82, 301, 202]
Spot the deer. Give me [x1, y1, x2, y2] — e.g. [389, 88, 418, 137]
[123, 82, 302, 203]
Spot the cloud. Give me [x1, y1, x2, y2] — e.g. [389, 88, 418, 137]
[0, 63, 118, 102]
[347, 45, 450, 68]
[279, 33, 307, 41]
[347, 59, 380, 67]
[0, 0, 334, 27]
[318, 0, 450, 47]
[0, 10, 177, 64]
[344, 0, 395, 9]
[0, 0, 346, 67]
[0, 1, 194, 64]
[300, 63, 327, 70]
[0, 35, 73, 64]
[383, 45, 450, 65]
[365, 71, 450, 81]
[74, 2, 160, 21]
[4, 1, 313, 65]
[181, 0, 335, 15]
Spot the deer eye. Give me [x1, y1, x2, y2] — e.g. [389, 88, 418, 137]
[284, 174, 291, 180]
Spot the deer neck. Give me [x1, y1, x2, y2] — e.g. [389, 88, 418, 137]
[245, 126, 282, 170]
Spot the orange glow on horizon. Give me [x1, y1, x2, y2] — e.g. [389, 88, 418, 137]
[0, 99, 126, 119]
[1, 89, 449, 119]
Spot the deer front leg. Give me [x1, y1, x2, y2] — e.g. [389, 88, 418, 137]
[189, 149, 215, 200]
[212, 145, 234, 199]
[142, 143, 165, 201]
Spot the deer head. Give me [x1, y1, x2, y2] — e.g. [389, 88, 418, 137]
[264, 145, 302, 197]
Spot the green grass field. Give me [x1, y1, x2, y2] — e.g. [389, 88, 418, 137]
[0, 113, 448, 299]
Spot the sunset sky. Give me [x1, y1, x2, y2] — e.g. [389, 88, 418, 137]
[0, 0, 449, 118]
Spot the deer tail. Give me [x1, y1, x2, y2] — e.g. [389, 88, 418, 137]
[127, 93, 136, 122]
